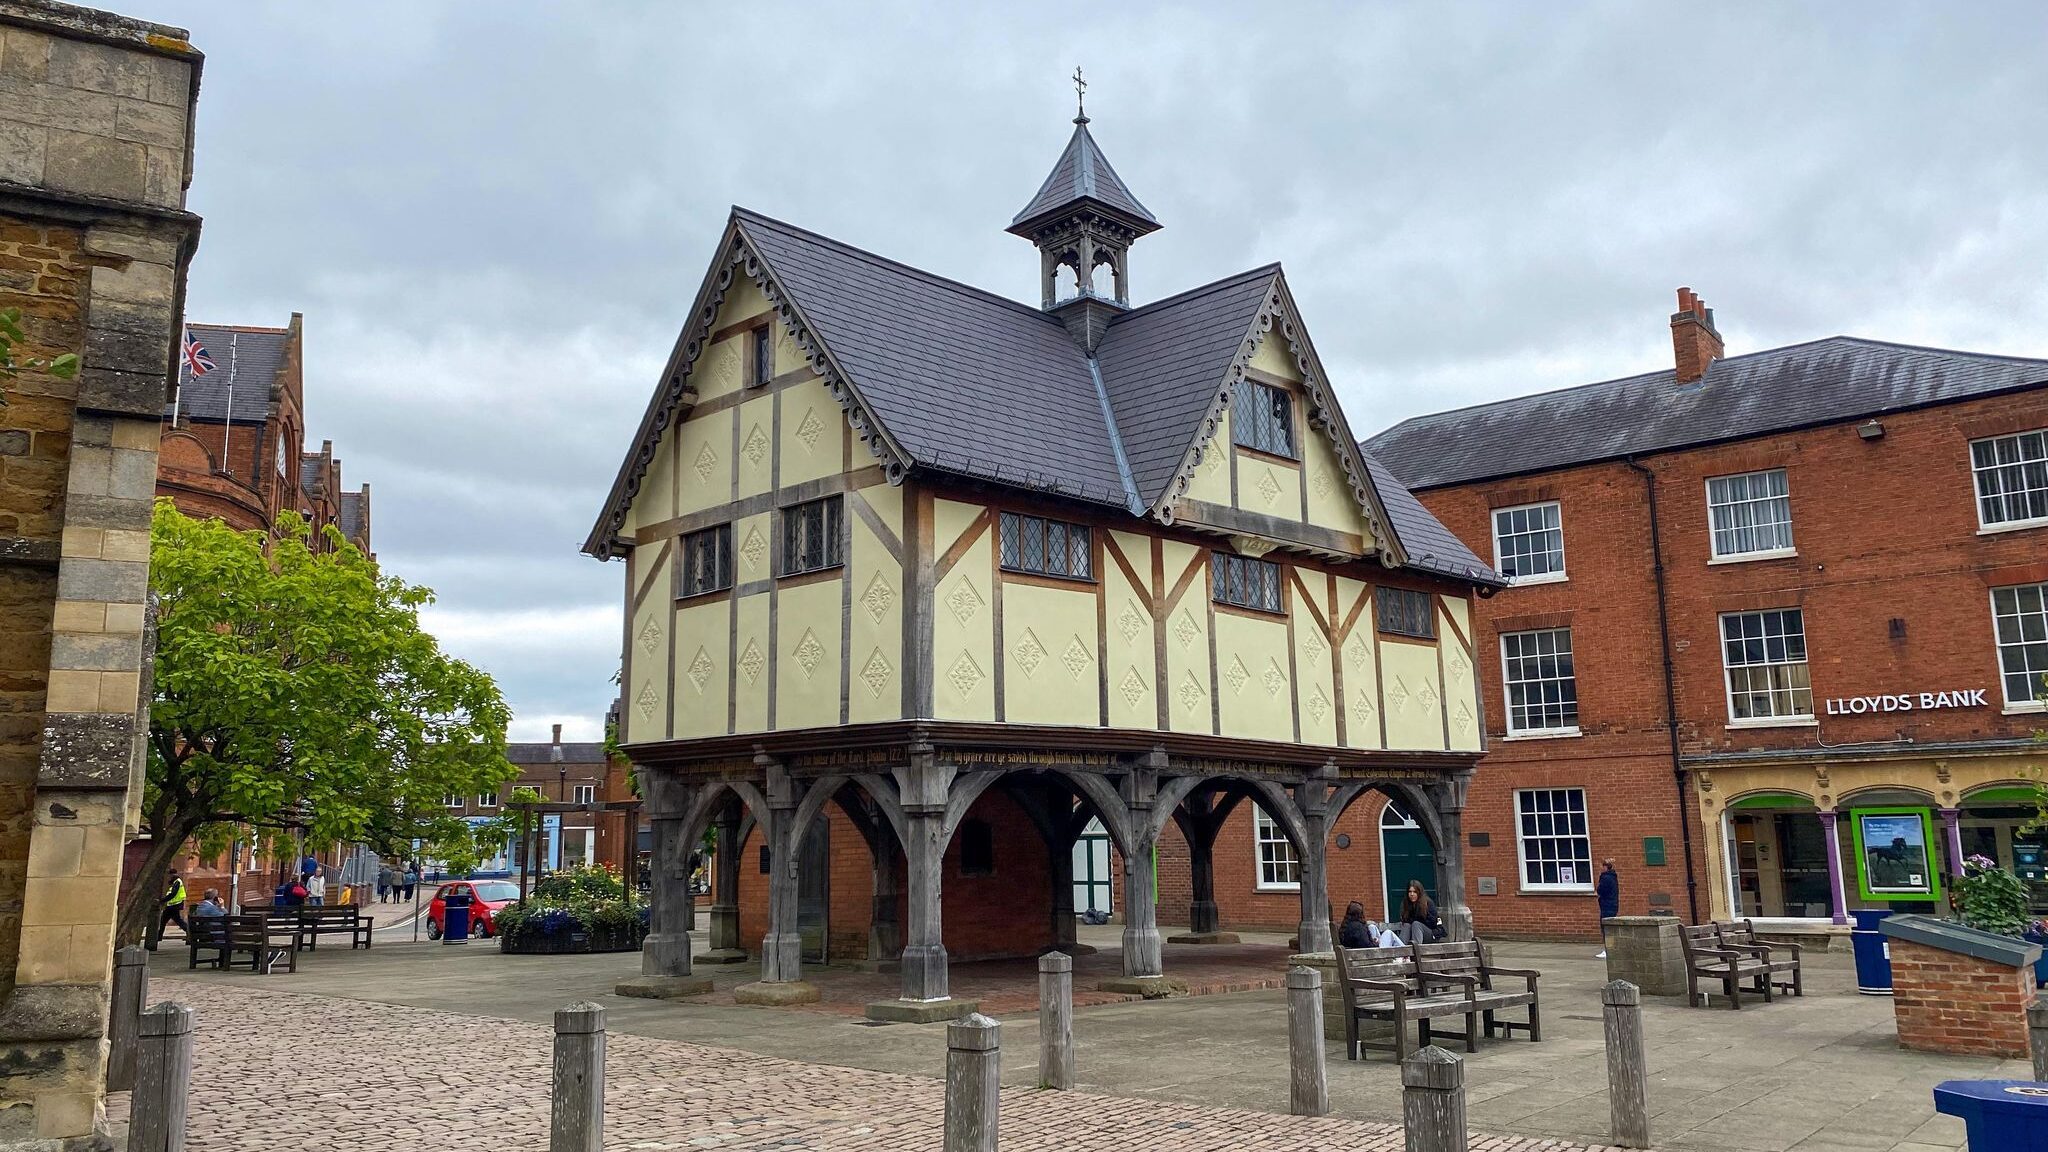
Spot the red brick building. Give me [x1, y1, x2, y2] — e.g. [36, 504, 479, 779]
[1362, 289, 2048, 940]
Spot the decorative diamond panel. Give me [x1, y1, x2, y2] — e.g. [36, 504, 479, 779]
[1448, 649, 1469, 678]
[636, 617, 662, 655]
[1256, 468, 1283, 506]
[861, 572, 895, 622]
[1119, 667, 1148, 708]
[1346, 633, 1370, 666]
[1351, 688, 1376, 724]
[795, 407, 826, 451]
[1202, 445, 1223, 477]
[1177, 671, 1207, 716]
[742, 423, 770, 465]
[1452, 701, 1474, 734]
[1173, 610, 1200, 650]
[704, 341, 741, 390]
[1224, 657, 1250, 695]
[635, 681, 657, 719]
[1417, 680, 1439, 711]
[693, 442, 718, 483]
[1313, 470, 1335, 500]
[740, 527, 767, 573]
[1116, 601, 1145, 644]
[946, 578, 984, 625]
[1303, 629, 1326, 661]
[1261, 659, 1287, 697]
[775, 326, 801, 372]
[687, 647, 715, 694]
[1061, 635, 1092, 680]
[947, 652, 984, 698]
[1306, 686, 1331, 724]
[860, 649, 892, 698]
[792, 629, 825, 678]
[737, 640, 765, 685]
[1388, 676, 1410, 713]
[1013, 629, 1047, 678]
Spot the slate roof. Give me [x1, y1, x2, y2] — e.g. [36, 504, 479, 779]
[506, 741, 608, 765]
[1366, 336, 2048, 491]
[337, 489, 364, 541]
[588, 207, 1500, 589]
[170, 324, 284, 421]
[1009, 120, 1159, 231]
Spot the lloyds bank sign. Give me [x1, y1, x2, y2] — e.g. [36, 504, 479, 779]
[1823, 689, 1991, 716]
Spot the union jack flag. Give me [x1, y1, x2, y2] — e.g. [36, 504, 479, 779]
[182, 331, 214, 376]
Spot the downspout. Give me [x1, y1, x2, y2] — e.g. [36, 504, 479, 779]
[1625, 457, 1700, 923]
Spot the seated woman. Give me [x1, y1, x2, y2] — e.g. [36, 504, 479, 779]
[1338, 901, 1374, 949]
[1395, 880, 1444, 945]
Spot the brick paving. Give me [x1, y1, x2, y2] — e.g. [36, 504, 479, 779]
[111, 978, 1617, 1151]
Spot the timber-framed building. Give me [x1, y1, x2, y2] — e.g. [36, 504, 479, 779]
[586, 110, 1505, 1015]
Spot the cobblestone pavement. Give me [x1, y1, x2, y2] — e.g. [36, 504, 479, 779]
[110, 979, 1616, 1151]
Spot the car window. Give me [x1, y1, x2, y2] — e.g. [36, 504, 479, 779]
[471, 882, 521, 902]
[434, 885, 454, 900]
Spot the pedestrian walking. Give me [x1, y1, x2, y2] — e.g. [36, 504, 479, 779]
[149, 871, 189, 950]
[306, 870, 326, 906]
[1595, 857, 1619, 959]
[376, 866, 392, 903]
[403, 866, 419, 901]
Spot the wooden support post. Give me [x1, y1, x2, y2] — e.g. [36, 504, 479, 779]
[2030, 1001, 2048, 1084]
[1287, 965, 1329, 1116]
[106, 945, 148, 1091]
[1401, 1045, 1466, 1152]
[1038, 951, 1074, 1090]
[1602, 979, 1651, 1148]
[945, 1013, 1001, 1152]
[131, 1002, 195, 1152]
[551, 1002, 606, 1152]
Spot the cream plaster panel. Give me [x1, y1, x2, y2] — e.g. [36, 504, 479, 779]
[626, 427, 678, 533]
[625, 549, 673, 744]
[1001, 582, 1098, 727]
[1294, 586, 1338, 747]
[732, 592, 770, 733]
[734, 512, 773, 585]
[1381, 640, 1446, 751]
[1234, 453, 1302, 518]
[1250, 337, 1302, 380]
[1214, 611, 1293, 743]
[1104, 539, 1157, 730]
[777, 377, 840, 488]
[693, 278, 769, 402]
[1302, 427, 1370, 541]
[1184, 414, 1232, 506]
[1160, 540, 1212, 734]
[1337, 578, 1382, 750]
[774, 579, 843, 731]
[772, 313, 808, 375]
[1439, 596, 1480, 752]
[849, 491, 904, 724]
[933, 500, 995, 722]
[673, 599, 731, 739]
[673, 409, 732, 517]
[737, 393, 774, 499]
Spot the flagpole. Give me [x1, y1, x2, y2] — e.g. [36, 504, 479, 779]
[170, 332, 182, 425]
[221, 333, 237, 477]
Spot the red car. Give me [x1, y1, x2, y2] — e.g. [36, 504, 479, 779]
[426, 879, 521, 939]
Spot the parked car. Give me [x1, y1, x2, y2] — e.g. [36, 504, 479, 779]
[427, 880, 522, 939]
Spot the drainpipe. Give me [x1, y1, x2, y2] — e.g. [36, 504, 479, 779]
[1625, 457, 1700, 923]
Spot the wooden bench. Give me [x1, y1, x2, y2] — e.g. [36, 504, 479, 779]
[1331, 943, 1480, 1062]
[188, 915, 299, 974]
[1679, 921, 1776, 1008]
[275, 905, 374, 950]
[1413, 939, 1542, 1043]
[1717, 919, 1802, 998]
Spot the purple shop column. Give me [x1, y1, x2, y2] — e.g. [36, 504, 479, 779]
[1819, 811, 1848, 926]
[1939, 807, 1965, 878]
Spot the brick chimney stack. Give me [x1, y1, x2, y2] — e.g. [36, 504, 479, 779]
[1670, 286, 1724, 384]
[550, 723, 563, 763]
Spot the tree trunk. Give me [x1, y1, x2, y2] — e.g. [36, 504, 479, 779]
[116, 814, 205, 947]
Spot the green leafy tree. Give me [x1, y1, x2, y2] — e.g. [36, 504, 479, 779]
[120, 501, 515, 942]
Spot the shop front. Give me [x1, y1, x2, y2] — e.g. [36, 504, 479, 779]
[1692, 740, 2045, 928]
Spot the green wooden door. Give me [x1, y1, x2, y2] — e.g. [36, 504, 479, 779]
[1381, 806, 1437, 921]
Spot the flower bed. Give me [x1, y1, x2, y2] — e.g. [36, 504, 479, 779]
[494, 866, 651, 955]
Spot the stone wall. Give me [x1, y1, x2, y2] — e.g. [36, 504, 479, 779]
[0, 2, 199, 1147]
[1889, 938, 2036, 1059]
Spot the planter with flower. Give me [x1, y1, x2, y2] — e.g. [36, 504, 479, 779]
[1956, 853, 2046, 987]
[494, 865, 650, 954]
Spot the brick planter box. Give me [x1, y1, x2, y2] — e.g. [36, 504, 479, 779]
[1881, 915, 2041, 1059]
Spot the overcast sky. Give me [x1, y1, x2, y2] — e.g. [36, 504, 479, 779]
[141, 2, 2048, 742]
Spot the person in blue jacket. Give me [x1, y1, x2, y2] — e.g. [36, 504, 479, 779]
[1595, 858, 1620, 958]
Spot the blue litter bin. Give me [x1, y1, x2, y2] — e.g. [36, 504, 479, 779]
[443, 890, 472, 945]
[1850, 908, 1894, 995]
[1933, 1081, 2048, 1151]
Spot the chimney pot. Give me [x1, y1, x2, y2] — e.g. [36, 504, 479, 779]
[1670, 286, 1725, 384]
[552, 723, 562, 743]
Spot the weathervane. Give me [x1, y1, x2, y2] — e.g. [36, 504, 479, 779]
[1073, 65, 1088, 124]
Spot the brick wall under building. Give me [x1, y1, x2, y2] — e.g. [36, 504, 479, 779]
[1889, 938, 2037, 1059]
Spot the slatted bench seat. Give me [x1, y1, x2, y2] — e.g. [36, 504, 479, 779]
[1412, 939, 1542, 1043]
[274, 905, 374, 950]
[1717, 919, 1802, 998]
[1332, 943, 1480, 1062]
[189, 915, 300, 974]
[1680, 921, 1776, 1008]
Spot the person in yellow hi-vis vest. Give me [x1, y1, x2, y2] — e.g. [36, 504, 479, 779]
[150, 871, 189, 950]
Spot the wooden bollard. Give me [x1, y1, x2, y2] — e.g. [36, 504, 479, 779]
[1602, 979, 1651, 1148]
[551, 1003, 606, 1152]
[945, 1013, 1000, 1152]
[1401, 1045, 1466, 1152]
[131, 1002, 195, 1152]
[2030, 1001, 2048, 1083]
[1287, 965, 1328, 1116]
[1038, 951, 1073, 1090]
[106, 945, 148, 1091]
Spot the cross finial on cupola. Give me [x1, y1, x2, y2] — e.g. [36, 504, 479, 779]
[1008, 76, 1161, 350]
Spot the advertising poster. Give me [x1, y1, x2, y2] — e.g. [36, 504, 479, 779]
[1850, 807, 1940, 902]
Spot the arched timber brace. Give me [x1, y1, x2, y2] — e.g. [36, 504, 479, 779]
[751, 763, 847, 984]
[1169, 783, 1249, 938]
